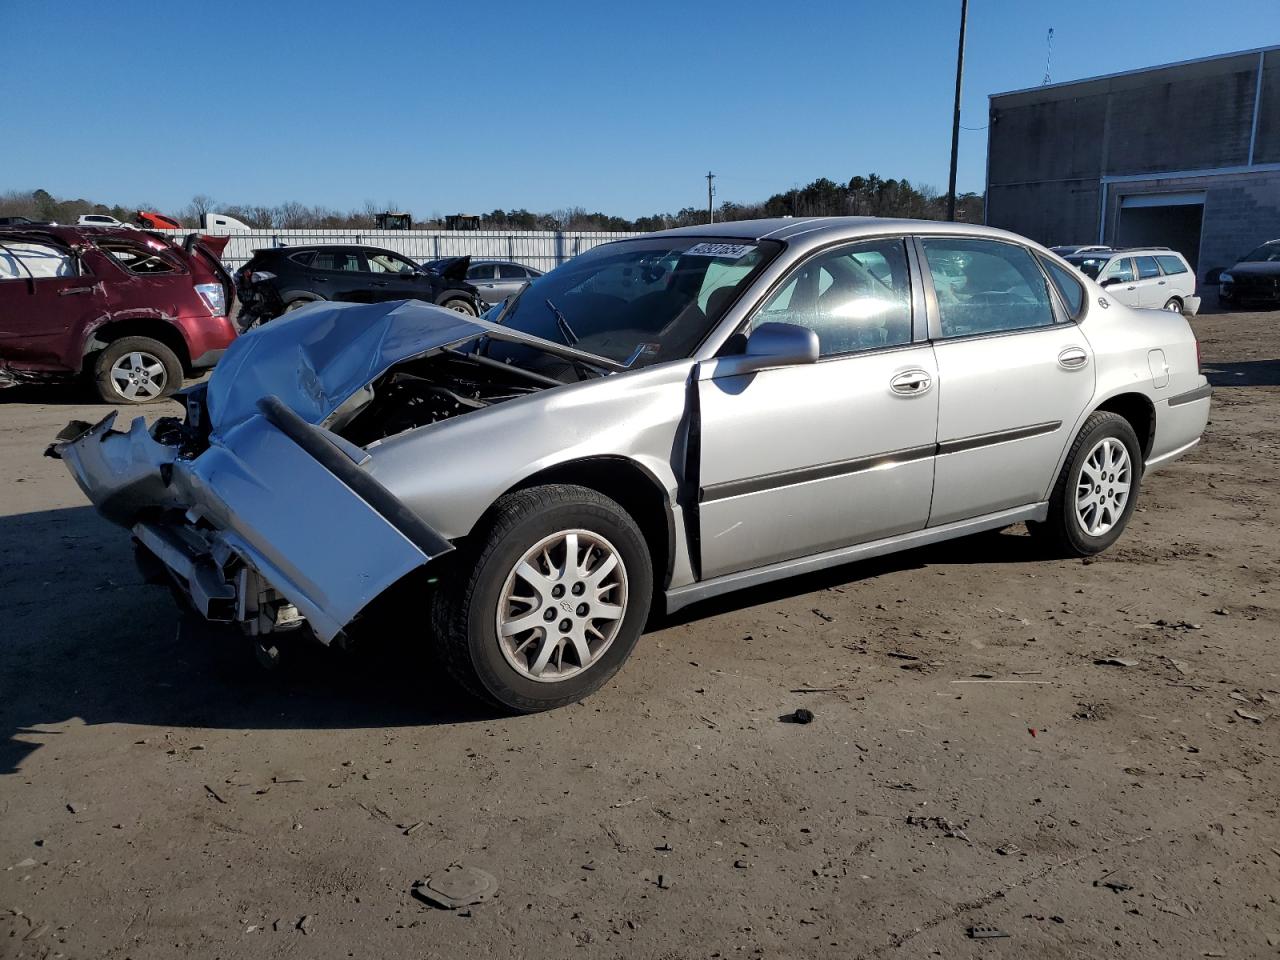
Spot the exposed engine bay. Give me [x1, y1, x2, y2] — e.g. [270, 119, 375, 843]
[331, 349, 553, 446]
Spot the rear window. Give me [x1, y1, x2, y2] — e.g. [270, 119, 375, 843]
[1040, 256, 1085, 318]
[1135, 256, 1160, 280]
[98, 240, 181, 275]
[498, 264, 526, 279]
[0, 241, 76, 279]
[1156, 255, 1187, 276]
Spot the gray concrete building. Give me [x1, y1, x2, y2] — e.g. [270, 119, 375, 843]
[986, 46, 1279, 281]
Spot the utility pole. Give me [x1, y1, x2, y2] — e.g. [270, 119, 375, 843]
[945, 0, 968, 222]
[706, 171, 716, 224]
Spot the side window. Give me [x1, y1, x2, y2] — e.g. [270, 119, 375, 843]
[367, 252, 414, 274]
[1155, 255, 1187, 276]
[1135, 256, 1160, 280]
[467, 264, 496, 281]
[311, 251, 361, 272]
[289, 251, 316, 267]
[1103, 258, 1135, 283]
[98, 241, 180, 275]
[922, 238, 1055, 338]
[0, 241, 76, 279]
[1039, 256, 1085, 319]
[498, 263, 526, 279]
[750, 238, 913, 356]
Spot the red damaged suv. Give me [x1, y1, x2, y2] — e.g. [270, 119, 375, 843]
[0, 226, 237, 403]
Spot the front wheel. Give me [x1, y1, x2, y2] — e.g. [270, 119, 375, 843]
[1028, 411, 1142, 556]
[440, 296, 478, 316]
[430, 484, 652, 712]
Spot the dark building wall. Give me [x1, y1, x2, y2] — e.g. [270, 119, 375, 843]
[1253, 48, 1280, 164]
[986, 49, 1276, 255]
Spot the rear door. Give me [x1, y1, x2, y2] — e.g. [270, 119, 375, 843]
[467, 263, 500, 304]
[697, 237, 938, 579]
[1132, 255, 1164, 307]
[920, 236, 1095, 525]
[309, 249, 366, 300]
[0, 239, 106, 367]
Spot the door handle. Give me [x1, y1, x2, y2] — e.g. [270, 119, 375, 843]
[1058, 346, 1089, 369]
[58, 286, 96, 296]
[371, 280, 389, 287]
[1157, 280, 1166, 285]
[890, 369, 933, 395]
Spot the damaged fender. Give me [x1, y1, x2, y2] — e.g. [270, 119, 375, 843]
[52, 397, 453, 643]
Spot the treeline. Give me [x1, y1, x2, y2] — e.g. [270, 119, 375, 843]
[1, 175, 983, 232]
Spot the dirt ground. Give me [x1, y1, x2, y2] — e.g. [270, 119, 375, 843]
[1, 308, 1277, 960]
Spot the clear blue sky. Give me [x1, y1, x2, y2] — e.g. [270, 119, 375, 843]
[5, 0, 1277, 218]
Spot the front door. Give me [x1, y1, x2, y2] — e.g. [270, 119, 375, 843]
[918, 236, 1096, 525]
[696, 238, 938, 580]
[1099, 256, 1139, 307]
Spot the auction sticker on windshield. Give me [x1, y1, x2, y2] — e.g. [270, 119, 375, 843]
[684, 242, 756, 259]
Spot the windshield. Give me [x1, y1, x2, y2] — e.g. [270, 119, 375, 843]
[1240, 241, 1280, 263]
[1066, 255, 1108, 279]
[484, 237, 779, 372]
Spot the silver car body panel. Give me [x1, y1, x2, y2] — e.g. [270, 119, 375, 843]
[54, 217, 1211, 638]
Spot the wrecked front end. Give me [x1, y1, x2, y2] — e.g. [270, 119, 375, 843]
[49, 299, 577, 647]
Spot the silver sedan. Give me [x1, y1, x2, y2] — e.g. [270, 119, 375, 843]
[54, 218, 1211, 711]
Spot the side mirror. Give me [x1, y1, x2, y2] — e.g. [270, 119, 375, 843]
[1099, 277, 1118, 288]
[744, 322, 819, 368]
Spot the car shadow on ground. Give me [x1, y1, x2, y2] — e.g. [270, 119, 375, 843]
[0, 505, 499, 775]
[657, 526, 1046, 628]
[1203, 358, 1280, 387]
[0, 505, 1050, 774]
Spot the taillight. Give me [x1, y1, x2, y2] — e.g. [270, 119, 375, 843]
[195, 282, 227, 317]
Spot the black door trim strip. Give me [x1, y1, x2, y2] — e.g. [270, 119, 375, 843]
[936, 420, 1062, 455]
[1166, 383, 1212, 407]
[699, 420, 1062, 504]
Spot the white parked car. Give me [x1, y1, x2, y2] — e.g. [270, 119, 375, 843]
[76, 214, 135, 229]
[1064, 248, 1200, 314]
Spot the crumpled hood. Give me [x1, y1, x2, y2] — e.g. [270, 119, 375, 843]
[206, 299, 486, 431]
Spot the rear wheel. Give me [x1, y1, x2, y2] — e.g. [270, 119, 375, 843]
[92, 336, 182, 404]
[430, 484, 652, 712]
[1162, 297, 1183, 313]
[283, 298, 317, 314]
[1028, 411, 1142, 556]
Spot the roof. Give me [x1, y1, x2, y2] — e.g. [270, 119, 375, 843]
[992, 44, 1278, 100]
[645, 216, 1026, 245]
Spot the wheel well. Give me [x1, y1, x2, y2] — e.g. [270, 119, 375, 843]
[84, 319, 192, 373]
[510, 457, 674, 589]
[1094, 392, 1155, 459]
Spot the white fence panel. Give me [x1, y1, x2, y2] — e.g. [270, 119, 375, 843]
[159, 228, 644, 272]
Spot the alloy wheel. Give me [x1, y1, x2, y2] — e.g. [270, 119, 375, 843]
[496, 529, 628, 682]
[109, 351, 167, 401]
[1075, 437, 1132, 537]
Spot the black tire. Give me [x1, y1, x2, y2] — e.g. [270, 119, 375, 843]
[440, 296, 478, 316]
[1162, 297, 1183, 314]
[430, 484, 652, 712]
[1028, 411, 1142, 556]
[92, 336, 183, 404]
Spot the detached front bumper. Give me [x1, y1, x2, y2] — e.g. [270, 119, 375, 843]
[51, 398, 453, 643]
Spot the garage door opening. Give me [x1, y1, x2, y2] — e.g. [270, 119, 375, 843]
[1116, 193, 1205, 273]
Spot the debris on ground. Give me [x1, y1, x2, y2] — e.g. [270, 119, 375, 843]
[1233, 708, 1264, 723]
[271, 774, 306, 784]
[412, 866, 499, 910]
[780, 708, 815, 724]
[297, 915, 314, 934]
[1094, 657, 1140, 667]
[967, 925, 1010, 939]
[906, 815, 971, 843]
